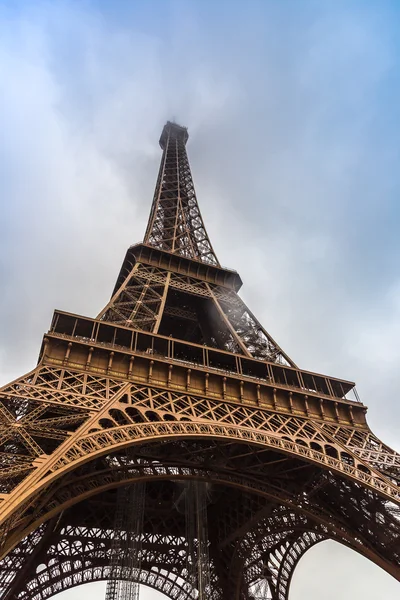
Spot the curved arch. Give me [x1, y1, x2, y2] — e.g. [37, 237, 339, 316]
[1, 366, 400, 540]
[0, 492, 325, 600]
[2, 415, 399, 540]
[18, 565, 193, 600]
[226, 507, 326, 599]
[274, 531, 324, 600]
[0, 454, 384, 564]
[49, 419, 398, 506]
[0, 492, 197, 600]
[245, 532, 323, 600]
[1, 467, 400, 600]
[0, 383, 399, 600]
[2, 434, 400, 586]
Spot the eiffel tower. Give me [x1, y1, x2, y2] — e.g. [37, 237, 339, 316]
[0, 121, 399, 600]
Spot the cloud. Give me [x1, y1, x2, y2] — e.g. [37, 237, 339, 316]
[1, 1, 400, 598]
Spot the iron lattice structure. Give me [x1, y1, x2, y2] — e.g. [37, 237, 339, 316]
[0, 121, 399, 600]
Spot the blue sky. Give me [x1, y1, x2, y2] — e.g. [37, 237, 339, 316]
[1, 1, 400, 598]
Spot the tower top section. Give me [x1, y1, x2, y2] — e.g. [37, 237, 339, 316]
[159, 121, 189, 149]
[144, 121, 219, 266]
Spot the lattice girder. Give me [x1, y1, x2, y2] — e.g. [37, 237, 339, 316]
[0, 484, 215, 600]
[97, 258, 293, 365]
[0, 465, 397, 600]
[1, 121, 400, 600]
[98, 263, 171, 333]
[0, 366, 399, 523]
[0, 399, 400, 596]
[143, 123, 218, 266]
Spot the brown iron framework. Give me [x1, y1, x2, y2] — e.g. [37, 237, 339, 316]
[0, 121, 399, 599]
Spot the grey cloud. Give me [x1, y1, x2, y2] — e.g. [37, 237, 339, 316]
[1, 1, 400, 598]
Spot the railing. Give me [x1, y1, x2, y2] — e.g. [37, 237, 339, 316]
[47, 310, 360, 405]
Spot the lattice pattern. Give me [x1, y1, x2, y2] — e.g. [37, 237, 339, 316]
[1, 121, 400, 600]
[184, 481, 211, 599]
[144, 122, 219, 265]
[1, 438, 400, 599]
[98, 261, 295, 364]
[0, 369, 95, 492]
[106, 483, 145, 600]
[1, 370, 400, 512]
[99, 264, 170, 331]
[319, 422, 400, 478]
[209, 285, 295, 365]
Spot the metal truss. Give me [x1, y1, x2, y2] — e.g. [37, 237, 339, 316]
[98, 263, 170, 332]
[98, 262, 294, 364]
[143, 122, 219, 266]
[0, 446, 398, 599]
[183, 480, 212, 598]
[0, 122, 399, 599]
[0, 362, 399, 596]
[106, 483, 145, 600]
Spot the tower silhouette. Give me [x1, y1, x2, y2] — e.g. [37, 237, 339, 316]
[0, 122, 399, 600]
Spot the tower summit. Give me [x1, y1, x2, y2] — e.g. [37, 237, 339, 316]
[144, 121, 218, 264]
[0, 123, 399, 600]
[98, 121, 294, 366]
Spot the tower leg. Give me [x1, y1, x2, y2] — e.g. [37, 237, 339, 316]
[106, 483, 145, 600]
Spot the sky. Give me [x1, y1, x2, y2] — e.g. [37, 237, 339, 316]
[1, 0, 400, 597]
